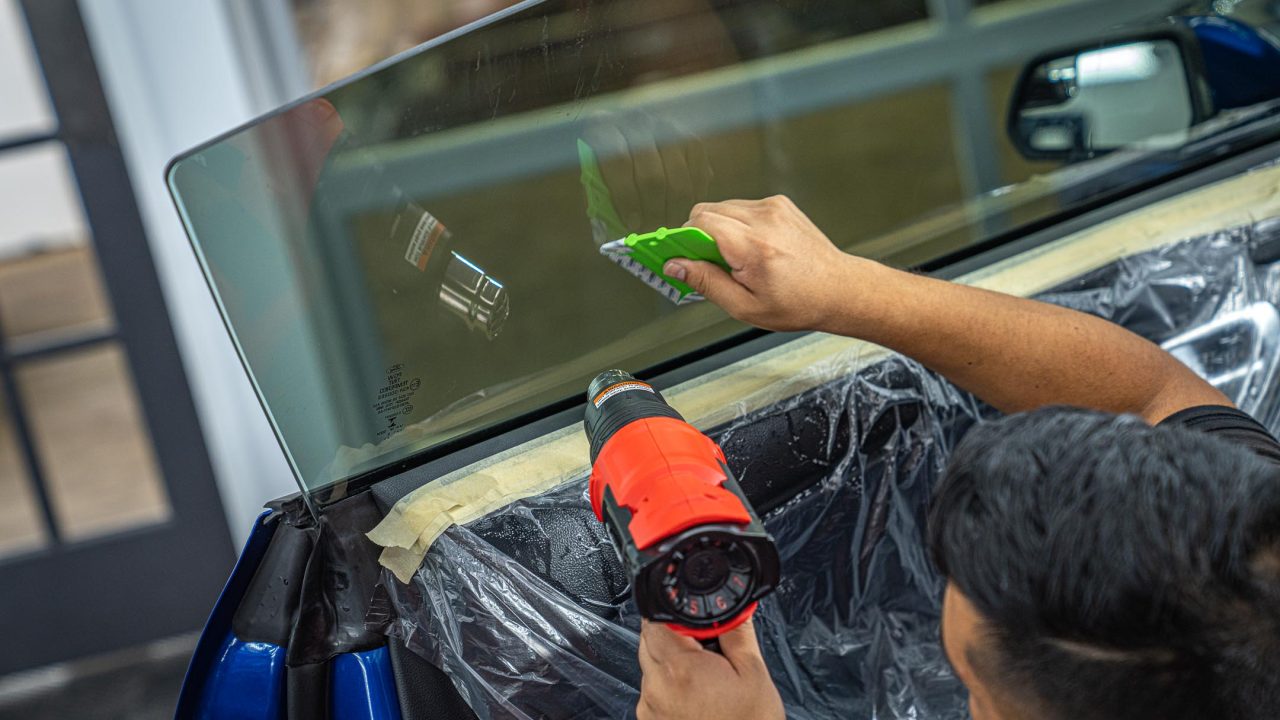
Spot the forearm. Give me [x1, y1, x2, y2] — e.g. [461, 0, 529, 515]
[824, 257, 1230, 422]
[673, 196, 1232, 420]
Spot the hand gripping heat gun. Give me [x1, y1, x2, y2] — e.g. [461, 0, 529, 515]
[583, 370, 780, 640]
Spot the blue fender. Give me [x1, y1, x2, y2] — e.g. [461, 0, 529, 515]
[332, 648, 403, 720]
[175, 512, 406, 719]
[194, 635, 286, 720]
[176, 511, 281, 718]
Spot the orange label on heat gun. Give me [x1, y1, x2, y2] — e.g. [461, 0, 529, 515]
[404, 213, 446, 271]
[592, 381, 654, 408]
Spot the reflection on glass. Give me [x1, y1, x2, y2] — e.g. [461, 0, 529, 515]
[289, 0, 929, 90]
[986, 64, 1059, 186]
[17, 345, 169, 540]
[971, 0, 1038, 7]
[171, 0, 1266, 502]
[169, 0, 971, 500]
[292, 0, 526, 88]
[1011, 39, 1201, 159]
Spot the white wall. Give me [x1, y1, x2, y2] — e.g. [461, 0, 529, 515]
[80, 0, 300, 544]
[0, 0, 52, 138]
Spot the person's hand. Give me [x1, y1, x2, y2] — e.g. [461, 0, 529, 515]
[637, 619, 785, 720]
[664, 196, 876, 333]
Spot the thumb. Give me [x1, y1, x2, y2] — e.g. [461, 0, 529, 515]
[716, 617, 766, 674]
[664, 259, 751, 309]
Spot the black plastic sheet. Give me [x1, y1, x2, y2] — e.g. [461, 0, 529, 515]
[380, 218, 1280, 719]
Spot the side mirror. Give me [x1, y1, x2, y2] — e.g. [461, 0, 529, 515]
[1007, 33, 1214, 162]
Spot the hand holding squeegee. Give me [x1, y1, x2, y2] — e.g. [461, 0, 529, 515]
[599, 227, 730, 305]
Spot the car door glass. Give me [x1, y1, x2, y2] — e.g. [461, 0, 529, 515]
[170, 0, 1270, 505]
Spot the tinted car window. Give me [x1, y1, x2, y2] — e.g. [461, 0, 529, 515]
[168, 0, 1280, 503]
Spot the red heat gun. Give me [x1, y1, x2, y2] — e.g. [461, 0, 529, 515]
[584, 370, 780, 640]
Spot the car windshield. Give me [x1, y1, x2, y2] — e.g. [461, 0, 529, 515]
[167, 0, 1280, 505]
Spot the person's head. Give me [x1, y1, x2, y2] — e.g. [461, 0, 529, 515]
[928, 406, 1280, 720]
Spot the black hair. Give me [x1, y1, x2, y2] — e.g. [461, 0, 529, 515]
[928, 406, 1280, 720]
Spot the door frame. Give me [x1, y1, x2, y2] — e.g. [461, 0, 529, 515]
[0, 0, 234, 675]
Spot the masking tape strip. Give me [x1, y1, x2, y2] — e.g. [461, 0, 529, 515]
[371, 163, 1280, 582]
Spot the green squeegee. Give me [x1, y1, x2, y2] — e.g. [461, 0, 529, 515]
[599, 226, 730, 305]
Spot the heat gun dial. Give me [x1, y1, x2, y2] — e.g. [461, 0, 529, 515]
[659, 534, 754, 623]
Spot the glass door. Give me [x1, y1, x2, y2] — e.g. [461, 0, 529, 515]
[0, 0, 234, 675]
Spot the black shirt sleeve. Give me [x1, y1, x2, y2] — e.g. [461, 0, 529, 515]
[1157, 405, 1280, 465]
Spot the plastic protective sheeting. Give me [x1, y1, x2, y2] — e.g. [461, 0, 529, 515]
[378, 218, 1280, 720]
